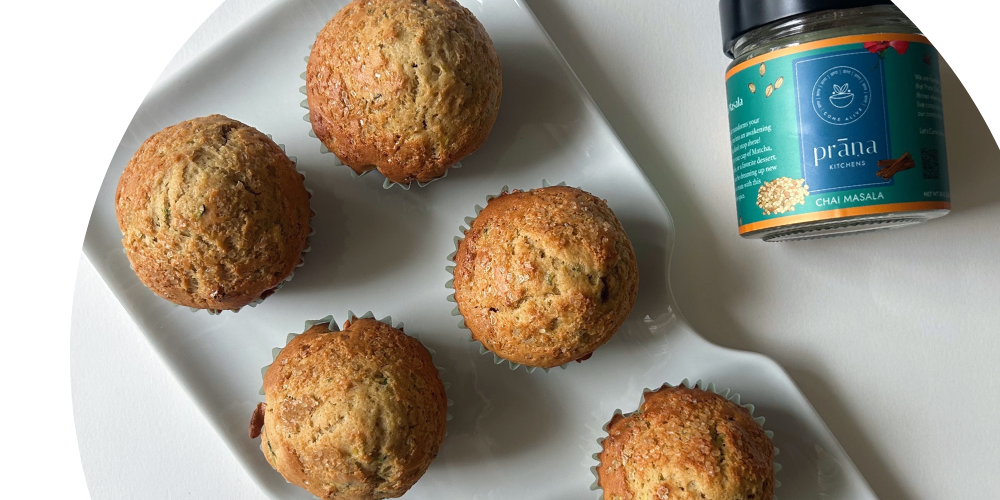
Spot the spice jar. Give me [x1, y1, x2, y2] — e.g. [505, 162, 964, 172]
[720, 0, 950, 241]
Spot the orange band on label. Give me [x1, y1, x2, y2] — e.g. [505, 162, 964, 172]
[738, 201, 950, 235]
[725, 33, 931, 80]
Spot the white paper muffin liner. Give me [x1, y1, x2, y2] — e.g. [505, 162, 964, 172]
[299, 45, 462, 190]
[445, 181, 576, 373]
[588, 379, 782, 499]
[257, 311, 453, 431]
[123, 139, 313, 316]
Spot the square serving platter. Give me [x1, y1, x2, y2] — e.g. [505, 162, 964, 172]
[83, 0, 878, 498]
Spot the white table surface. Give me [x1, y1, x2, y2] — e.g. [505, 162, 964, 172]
[71, 1, 1000, 499]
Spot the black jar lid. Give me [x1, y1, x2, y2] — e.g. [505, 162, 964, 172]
[720, 0, 895, 57]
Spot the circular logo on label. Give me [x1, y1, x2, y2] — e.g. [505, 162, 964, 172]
[811, 65, 871, 125]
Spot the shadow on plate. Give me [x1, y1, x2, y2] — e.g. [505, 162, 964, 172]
[448, 40, 588, 185]
[781, 364, 911, 500]
[421, 336, 569, 468]
[620, 216, 672, 321]
[275, 164, 436, 295]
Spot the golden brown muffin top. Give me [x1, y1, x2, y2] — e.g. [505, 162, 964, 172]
[597, 386, 775, 500]
[115, 115, 312, 311]
[306, 0, 502, 184]
[260, 318, 448, 500]
[453, 186, 638, 368]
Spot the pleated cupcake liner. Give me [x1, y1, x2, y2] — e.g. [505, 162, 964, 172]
[257, 311, 453, 432]
[588, 378, 782, 499]
[445, 180, 573, 373]
[299, 44, 461, 190]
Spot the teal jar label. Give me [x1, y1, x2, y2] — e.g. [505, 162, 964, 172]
[725, 34, 950, 235]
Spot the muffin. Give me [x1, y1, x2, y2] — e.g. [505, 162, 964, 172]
[115, 114, 311, 312]
[306, 0, 502, 185]
[596, 385, 775, 500]
[453, 186, 638, 368]
[255, 317, 447, 500]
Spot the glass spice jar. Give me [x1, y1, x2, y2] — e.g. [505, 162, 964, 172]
[720, 1, 950, 241]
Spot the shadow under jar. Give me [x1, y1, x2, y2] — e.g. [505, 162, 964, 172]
[720, 1, 950, 242]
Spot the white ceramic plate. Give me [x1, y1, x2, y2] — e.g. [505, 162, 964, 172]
[83, 0, 877, 498]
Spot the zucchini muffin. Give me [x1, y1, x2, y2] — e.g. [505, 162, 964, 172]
[596, 385, 775, 500]
[255, 317, 447, 500]
[306, 0, 502, 185]
[453, 186, 638, 369]
[115, 114, 311, 312]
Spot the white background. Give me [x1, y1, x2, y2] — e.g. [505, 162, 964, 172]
[1, 0, 997, 498]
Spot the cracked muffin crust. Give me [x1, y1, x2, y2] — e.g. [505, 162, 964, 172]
[259, 318, 447, 500]
[453, 186, 638, 368]
[115, 114, 311, 311]
[306, 0, 502, 184]
[597, 385, 775, 500]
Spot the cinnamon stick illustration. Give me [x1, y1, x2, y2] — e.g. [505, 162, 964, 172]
[876, 152, 915, 180]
